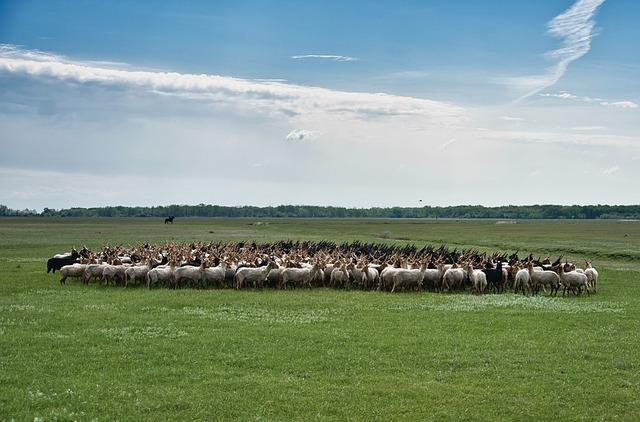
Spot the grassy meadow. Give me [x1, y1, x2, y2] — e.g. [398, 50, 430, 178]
[1, 217, 639, 420]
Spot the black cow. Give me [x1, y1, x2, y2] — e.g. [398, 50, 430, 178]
[47, 250, 80, 273]
[482, 261, 504, 293]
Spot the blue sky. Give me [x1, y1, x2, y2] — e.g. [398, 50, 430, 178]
[1, 0, 639, 209]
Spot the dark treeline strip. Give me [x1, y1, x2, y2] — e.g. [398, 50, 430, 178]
[2, 203, 640, 219]
[0, 205, 38, 216]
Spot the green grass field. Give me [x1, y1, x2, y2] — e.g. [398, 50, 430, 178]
[1, 218, 639, 420]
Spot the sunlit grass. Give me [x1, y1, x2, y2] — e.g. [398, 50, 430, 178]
[1, 218, 639, 420]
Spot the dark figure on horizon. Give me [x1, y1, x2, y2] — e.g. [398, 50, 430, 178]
[164, 216, 175, 224]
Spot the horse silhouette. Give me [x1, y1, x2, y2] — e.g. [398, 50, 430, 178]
[164, 216, 175, 224]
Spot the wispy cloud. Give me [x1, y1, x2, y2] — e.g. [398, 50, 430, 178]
[389, 70, 431, 79]
[285, 129, 316, 141]
[500, 116, 525, 122]
[291, 54, 358, 62]
[483, 129, 635, 148]
[602, 165, 620, 175]
[253, 78, 288, 83]
[540, 91, 638, 108]
[571, 126, 607, 131]
[600, 101, 638, 109]
[503, 0, 605, 100]
[439, 138, 456, 150]
[0, 45, 464, 124]
[539, 92, 582, 100]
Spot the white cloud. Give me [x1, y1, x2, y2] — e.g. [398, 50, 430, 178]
[439, 138, 456, 150]
[602, 165, 620, 175]
[539, 91, 638, 109]
[570, 126, 607, 131]
[253, 78, 288, 82]
[600, 101, 638, 109]
[0, 45, 464, 124]
[500, 116, 525, 121]
[286, 129, 316, 141]
[291, 54, 358, 62]
[502, 0, 605, 100]
[539, 92, 580, 100]
[481, 129, 635, 148]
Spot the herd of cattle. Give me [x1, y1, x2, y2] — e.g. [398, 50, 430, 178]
[47, 241, 599, 295]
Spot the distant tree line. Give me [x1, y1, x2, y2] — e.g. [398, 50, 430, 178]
[2, 203, 640, 219]
[0, 204, 38, 216]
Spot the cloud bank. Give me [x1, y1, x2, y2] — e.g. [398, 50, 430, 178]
[1, 38, 639, 210]
[0, 45, 464, 124]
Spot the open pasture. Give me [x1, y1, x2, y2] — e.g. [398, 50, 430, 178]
[1, 218, 640, 420]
